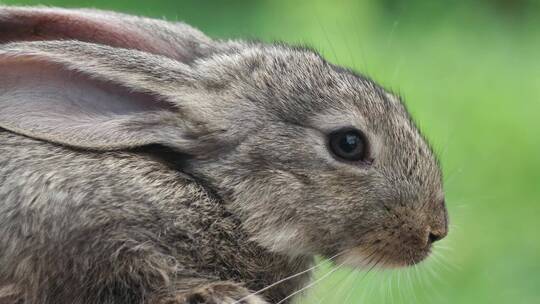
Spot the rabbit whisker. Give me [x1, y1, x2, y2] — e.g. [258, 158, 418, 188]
[315, 245, 380, 304]
[233, 250, 347, 304]
[340, 249, 383, 303]
[274, 260, 348, 304]
[289, 247, 383, 304]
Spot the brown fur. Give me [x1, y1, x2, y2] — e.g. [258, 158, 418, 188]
[0, 7, 448, 304]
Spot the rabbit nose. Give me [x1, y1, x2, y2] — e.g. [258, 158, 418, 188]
[428, 231, 446, 243]
[427, 219, 448, 244]
[427, 199, 448, 244]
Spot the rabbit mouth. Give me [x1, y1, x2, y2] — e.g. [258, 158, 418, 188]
[335, 240, 433, 269]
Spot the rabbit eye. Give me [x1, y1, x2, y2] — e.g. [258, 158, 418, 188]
[328, 129, 368, 162]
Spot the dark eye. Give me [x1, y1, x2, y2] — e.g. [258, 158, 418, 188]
[328, 129, 369, 162]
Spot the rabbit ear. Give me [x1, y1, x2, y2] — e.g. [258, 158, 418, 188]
[0, 6, 215, 62]
[0, 40, 223, 153]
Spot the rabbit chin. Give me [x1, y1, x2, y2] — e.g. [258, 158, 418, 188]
[337, 245, 431, 269]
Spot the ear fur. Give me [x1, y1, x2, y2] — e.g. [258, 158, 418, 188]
[0, 6, 216, 62]
[0, 40, 223, 153]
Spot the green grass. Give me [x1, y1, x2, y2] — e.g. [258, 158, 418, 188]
[3, 0, 539, 303]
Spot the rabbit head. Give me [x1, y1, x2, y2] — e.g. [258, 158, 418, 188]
[189, 46, 449, 268]
[0, 7, 448, 269]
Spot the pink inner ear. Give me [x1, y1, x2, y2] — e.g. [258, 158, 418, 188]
[0, 57, 162, 115]
[0, 9, 180, 59]
[0, 56, 176, 149]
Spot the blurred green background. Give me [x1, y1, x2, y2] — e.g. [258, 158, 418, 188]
[3, 0, 539, 303]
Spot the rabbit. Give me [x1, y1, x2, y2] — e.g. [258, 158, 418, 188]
[0, 6, 449, 304]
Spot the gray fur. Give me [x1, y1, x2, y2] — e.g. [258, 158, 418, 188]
[0, 7, 448, 304]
